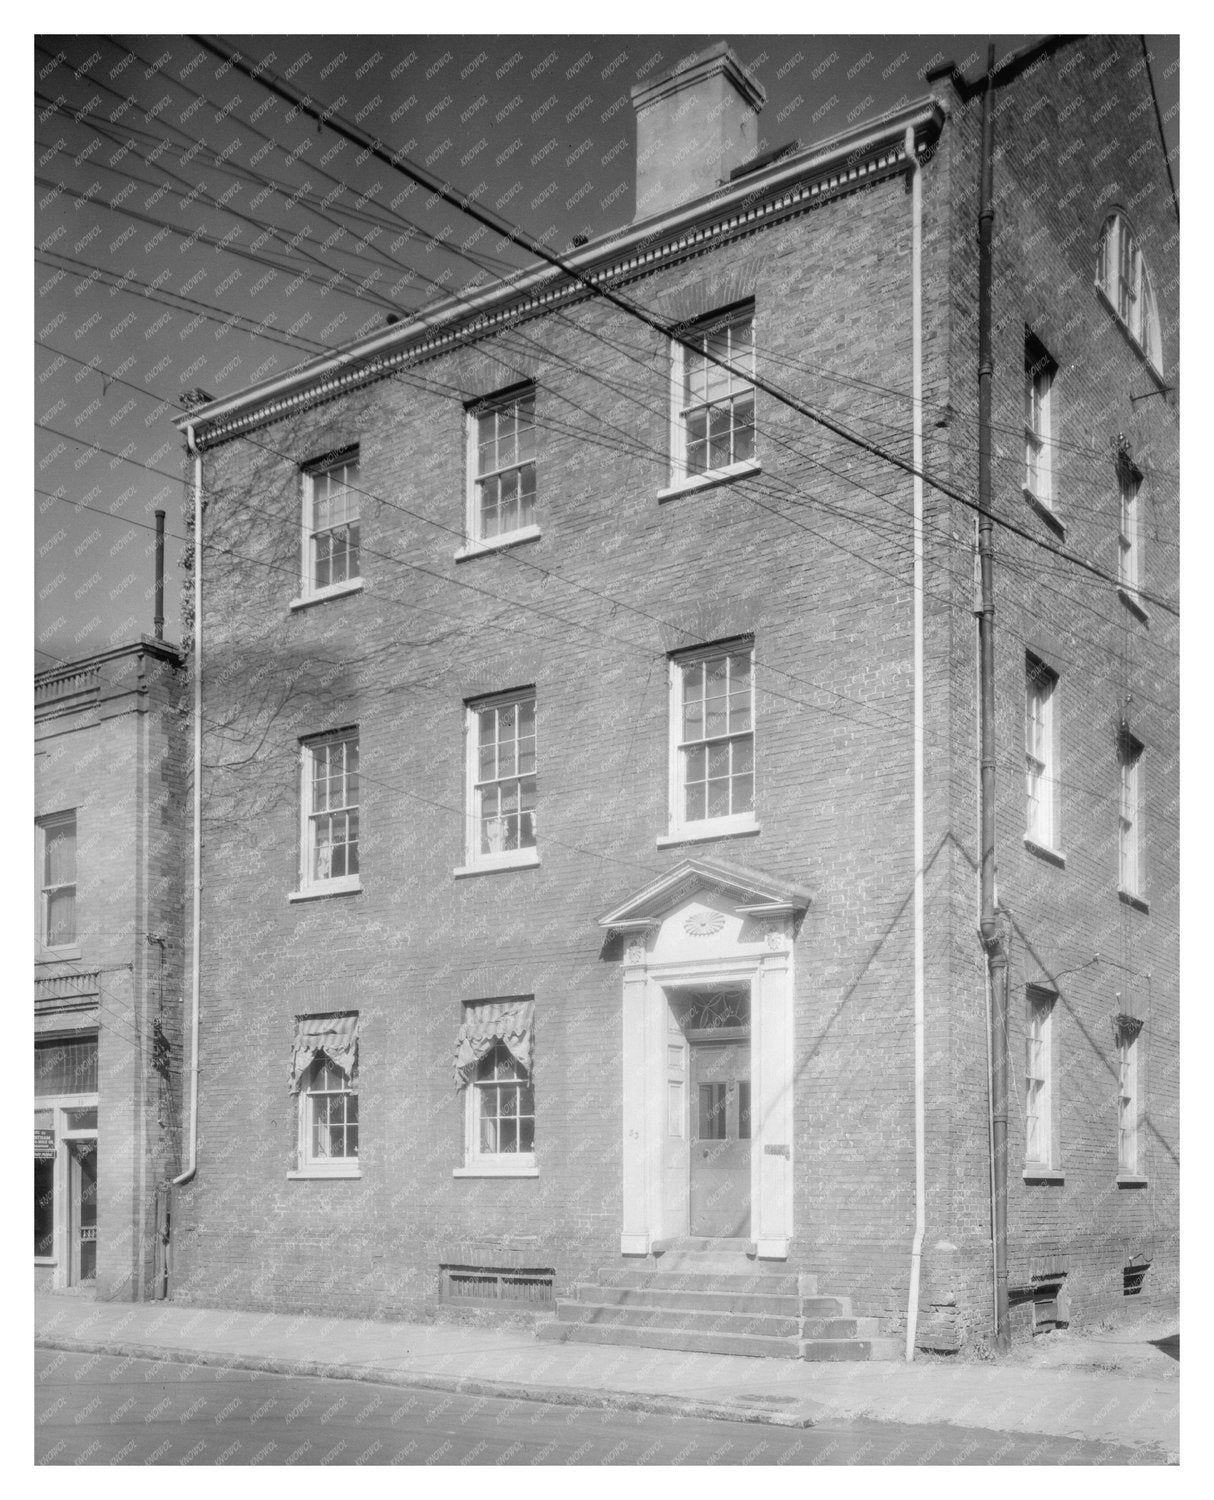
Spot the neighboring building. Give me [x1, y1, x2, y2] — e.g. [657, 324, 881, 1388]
[35, 638, 188, 1299]
[169, 36, 1178, 1352]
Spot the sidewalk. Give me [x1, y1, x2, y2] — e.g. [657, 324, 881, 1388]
[34, 1293, 1178, 1457]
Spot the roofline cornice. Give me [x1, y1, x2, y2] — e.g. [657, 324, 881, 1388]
[177, 97, 946, 450]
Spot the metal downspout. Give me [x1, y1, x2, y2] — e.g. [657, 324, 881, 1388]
[904, 124, 926, 1361]
[976, 43, 1011, 1352]
[171, 425, 202, 1195]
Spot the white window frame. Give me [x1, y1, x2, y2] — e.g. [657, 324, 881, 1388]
[1024, 335, 1056, 508]
[1119, 734, 1144, 898]
[1025, 656, 1059, 852]
[1117, 1024, 1140, 1176]
[294, 729, 361, 898]
[1024, 989, 1056, 1170]
[460, 1040, 537, 1176]
[296, 449, 362, 606]
[459, 689, 539, 874]
[1118, 462, 1142, 598]
[663, 641, 758, 844]
[1096, 214, 1162, 370]
[663, 304, 760, 495]
[459, 385, 539, 558]
[36, 810, 78, 954]
[295, 1051, 360, 1179]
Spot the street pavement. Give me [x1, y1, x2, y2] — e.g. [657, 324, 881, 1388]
[35, 1351, 1162, 1466]
[34, 1292, 1178, 1463]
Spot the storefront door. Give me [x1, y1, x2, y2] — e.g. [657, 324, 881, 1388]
[67, 1139, 97, 1284]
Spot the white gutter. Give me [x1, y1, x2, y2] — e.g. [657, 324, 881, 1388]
[904, 123, 927, 1362]
[171, 423, 202, 1190]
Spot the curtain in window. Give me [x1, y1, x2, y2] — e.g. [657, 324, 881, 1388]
[454, 998, 534, 1088]
[289, 1012, 359, 1093]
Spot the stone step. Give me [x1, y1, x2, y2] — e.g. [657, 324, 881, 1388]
[556, 1300, 801, 1339]
[601, 1268, 804, 1295]
[801, 1296, 853, 1318]
[574, 1284, 804, 1317]
[656, 1253, 759, 1274]
[799, 1337, 901, 1362]
[802, 1316, 882, 1339]
[660, 1237, 755, 1252]
[537, 1320, 803, 1360]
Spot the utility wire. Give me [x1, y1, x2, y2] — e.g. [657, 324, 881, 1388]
[188, 33, 1179, 620]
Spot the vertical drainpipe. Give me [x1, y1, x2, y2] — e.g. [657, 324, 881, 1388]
[904, 124, 926, 1361]
[153, 510, 165, 641]
[976, 43, 1011, 1351]
[171, 427, 202, 1200]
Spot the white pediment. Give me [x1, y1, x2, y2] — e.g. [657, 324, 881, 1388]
[597, 854, 811, 931]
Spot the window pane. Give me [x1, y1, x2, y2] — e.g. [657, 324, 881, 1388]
[738, 1080, 751, 1140]
[44, 818, 76, 885]
[733, 394, 755, 462]
[46, 888, 76, 947]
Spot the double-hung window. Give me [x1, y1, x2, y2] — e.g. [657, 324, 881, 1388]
[465, 386, 537, 551]
[37, 811, 77, 949]
[1096, 214, 1162, 369]
[669, 305, 757, 488]
[667, 641, 756, 841]
[1115, 1015, 1143, 1177]
[302, 451, 361, 600]
[463, 690, 538, 870]
[1118, 461, 1142, 597]
[454, 998, 536, 1176]
[1025, 656, 1059, 851]
[289, 1013, 359, 1178]
[1024, 988, 1056, 1170]
[298, 730, 360, 895]
[1024, 334, 1056, 508]
[1119, 733, 1143, 898]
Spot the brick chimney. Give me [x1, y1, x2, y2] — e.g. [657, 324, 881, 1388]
[631, 42, 767, 221]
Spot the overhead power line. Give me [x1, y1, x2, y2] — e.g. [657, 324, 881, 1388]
[186, 34, 1179, 621]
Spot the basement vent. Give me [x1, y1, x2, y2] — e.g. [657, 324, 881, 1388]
[1124, 1261, 1150, 1297]
[438, 1264, 554, 1307]
[1010, 1276, 1068, 1334]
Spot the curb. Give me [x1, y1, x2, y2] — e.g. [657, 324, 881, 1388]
[35, 1335, 819, 1429]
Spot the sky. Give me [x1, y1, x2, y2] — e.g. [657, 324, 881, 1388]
[32, 28, 1179, 667]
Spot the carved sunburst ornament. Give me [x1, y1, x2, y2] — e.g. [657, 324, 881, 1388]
[684, 909, 726, 937]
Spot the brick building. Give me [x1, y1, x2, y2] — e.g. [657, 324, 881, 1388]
[35, 638, 188, 1300]
[168, 36, 1178, 1353]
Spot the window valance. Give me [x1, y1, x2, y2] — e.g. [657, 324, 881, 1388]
[454, 998, 533, 1089]
[289, 1011, 359, 1094]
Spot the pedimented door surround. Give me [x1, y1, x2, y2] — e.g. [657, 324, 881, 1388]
[598, 855, 811, 1260]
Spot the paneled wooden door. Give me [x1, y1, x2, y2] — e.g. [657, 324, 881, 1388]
[689, 1039, 750, 1237]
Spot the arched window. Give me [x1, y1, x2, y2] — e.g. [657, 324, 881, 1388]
[1096, 213, 1161, 369]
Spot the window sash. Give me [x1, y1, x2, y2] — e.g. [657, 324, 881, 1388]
[674, 311, 756, 480]
[1119, 471, 1140, 591]
[1117, 1038, 1138, 1173]
[1025, 996, 1053, 1166]
[1119, 746, 1141, 894]
[1024, 355, 1052, 501]
[303, 1058, 358, 1163]
[473, 394, 536, 540]
[306, 459, 361, 592]
[676, 648, 755, 825]
[473, 1045, 534, 1156]
[1024, 666, 1055, 845]
[304, 734, 359, 883]
[39, 814, 77, 947]
[471, 695, 537, 858]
